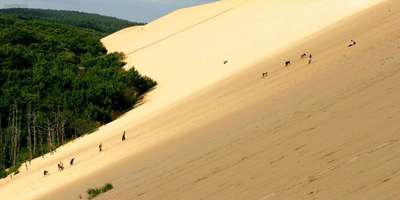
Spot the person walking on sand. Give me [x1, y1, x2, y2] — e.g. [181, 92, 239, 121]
[262, 72, 268, 78]
[58, 162, 64, 171]
[70, 158, 75, 166]
[348, 40, 357, 47]
[99, 143, 103, 152]
[122, 131, 126, 142]
[308, 54, 313, 64]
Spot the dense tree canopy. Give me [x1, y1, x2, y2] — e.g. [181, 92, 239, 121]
[0, 15, 156, 177]
[0, 8, 144, 35]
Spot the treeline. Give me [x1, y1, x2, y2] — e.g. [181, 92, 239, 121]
[0, 8, 144, 35]
[0, 15, 156, 177]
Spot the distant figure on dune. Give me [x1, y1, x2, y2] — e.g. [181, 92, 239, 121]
[301, 53, 307, 59]
[43, 170, 49, 176]
[224, 60, 228, 64]
[262, 72, 268, 78]
[348, 40, 357, 47]
[308, 54, 313, 64]
[99, 143, 103, 152]
[122, 131, 126, 141]
[58, 162, 64, 171]
[70, 158, 75, 166]
[285, 60, 291, 67]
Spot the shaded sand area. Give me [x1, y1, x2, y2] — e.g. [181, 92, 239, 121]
[2, 0, 400, 199]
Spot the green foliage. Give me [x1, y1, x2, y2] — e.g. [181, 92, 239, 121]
[0, 169, 5, 179]
[0, 165, 20, 179]
[0, 8, 144, 35]
[0, 15, 156, 175]
[87, 183, 114, 199]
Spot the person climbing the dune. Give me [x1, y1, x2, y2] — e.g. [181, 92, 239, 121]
[58, 162, 64, 171]
[122, 131, 126, 141]
[348, 40, 357, 47]
[70, 158, 75, 166]
[99, 143, 103, 152]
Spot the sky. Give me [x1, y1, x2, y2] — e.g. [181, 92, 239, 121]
[0, 0, 216, 22]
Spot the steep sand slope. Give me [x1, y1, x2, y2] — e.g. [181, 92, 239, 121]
[0, 0, 397, 199]
[101, 0, 386, 124]
[38, 1, 400, 199]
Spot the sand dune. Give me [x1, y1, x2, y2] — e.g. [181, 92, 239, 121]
[1, 0, 399, 199]
[100, 0, 387, 130]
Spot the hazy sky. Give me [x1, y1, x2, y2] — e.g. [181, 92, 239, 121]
[0, 0, 216, 22]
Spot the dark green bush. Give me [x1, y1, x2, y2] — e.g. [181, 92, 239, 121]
[0, 165, 20, 179]
[87, 183, 114, 199]
[0, 169, 6, 179]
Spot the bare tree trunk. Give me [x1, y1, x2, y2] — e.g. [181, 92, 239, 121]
[61, 119, 65, 144]
[58, 108, 65, 145]
[9, 108, 14, 167]
[0, 113, 3, 169]
[39, 126, 44, 157]
[55, 115, 59, 147]
[47, 121, 52, 154]
[16, 109, 20, 166]
[27, 109, 32, 164]
[11, 106, 15, 167]
[56, 108, 61, 146]
[11, 104, 19, 167]
[32, 112, 37, 156]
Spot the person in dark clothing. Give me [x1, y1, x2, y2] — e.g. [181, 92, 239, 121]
[122, 131, 126, 141]
[70, 158, 75, 166]
[99, 143, 103, 152]
[58, 162, 64, 171]
[262, 72, 268, 78]
[348, 40, 357, 47]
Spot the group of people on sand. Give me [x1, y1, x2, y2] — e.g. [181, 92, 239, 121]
[261, 52, 313, 78]
[43, 131, 127, 177]
[43, 157, 74, 176]
[287, 52, 313, 67]
[261, 40, 357, 78]
[348, 40, 357, 47]
[98, 131, 126, 152]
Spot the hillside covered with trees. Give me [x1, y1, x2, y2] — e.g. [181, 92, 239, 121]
[0, 15, 156, 178]
[0, 8, 144, 35]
